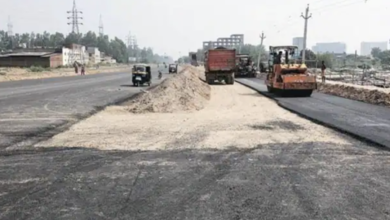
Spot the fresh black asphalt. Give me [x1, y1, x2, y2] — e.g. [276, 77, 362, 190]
[0, 67, 163, 150]
[235, 78, 390, 149]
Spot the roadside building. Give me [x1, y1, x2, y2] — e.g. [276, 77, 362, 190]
[87, 47, 101, 64]
[62, 43, 89, 66]
[0, 52, 63, 68]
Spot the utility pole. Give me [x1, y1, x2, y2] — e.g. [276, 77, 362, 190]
[354, 50, 357, 84]
[67, 0, 83, 34]
[301, 4, 311, 64]
[7, 16, 13, 50]
[257, 32, 266, 71]
[99, 15, 104, 36]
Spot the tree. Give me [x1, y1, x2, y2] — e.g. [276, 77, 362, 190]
[0, 29, 167, 63]
[371, 47, 381, 58]
[300, 49, 316, 61]
[316, 53, 333, 69]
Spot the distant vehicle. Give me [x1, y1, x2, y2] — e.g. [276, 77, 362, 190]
[235, 54, 256, 78]
[265, 45, 316, 97]
[204, 47, 235, 85]
[132, 64, 152, 87]
[168, 64, 178, 74]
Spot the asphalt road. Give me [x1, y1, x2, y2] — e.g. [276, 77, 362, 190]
[236, 78, 390, 149]
[0, 66, 165, 150]
[2, 70, 390, 219]
[1, 138, 390, 219]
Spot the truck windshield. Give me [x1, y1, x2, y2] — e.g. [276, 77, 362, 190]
[135, 66, 145, 71]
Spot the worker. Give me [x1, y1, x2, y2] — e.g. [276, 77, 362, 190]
[321, 61, 326, 83]
[275, 51, 283, 64]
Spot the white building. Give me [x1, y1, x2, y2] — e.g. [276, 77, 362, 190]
[292, 37, 304, 52]
[62, 44, 89, 66]
[360, 41, 388, 56]
[87, 47, 101, 64]
[312, 42, 346, 54]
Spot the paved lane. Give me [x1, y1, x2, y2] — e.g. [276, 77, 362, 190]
[236, 78, 390, 148]
[0, 67, 165, 149]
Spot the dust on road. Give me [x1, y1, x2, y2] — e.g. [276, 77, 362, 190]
[38, 82, 362, 152]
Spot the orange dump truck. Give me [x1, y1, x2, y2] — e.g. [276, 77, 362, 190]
[265, 45, 317, 97]
[204, 47, 236, 85]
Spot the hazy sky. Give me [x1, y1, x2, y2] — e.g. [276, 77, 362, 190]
[1, 0, 388, 58]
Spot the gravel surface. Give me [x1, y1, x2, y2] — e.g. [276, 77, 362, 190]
[38, 83, 363, 151]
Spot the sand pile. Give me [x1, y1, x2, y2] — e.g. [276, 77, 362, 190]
[126, 66, 210, 113]
[317, 82, 390, 106]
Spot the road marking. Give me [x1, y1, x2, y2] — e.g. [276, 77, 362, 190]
[362, 123, 390, 127]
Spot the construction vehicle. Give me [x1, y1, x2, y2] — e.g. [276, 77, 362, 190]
[204, 47, 235, 85]
[235, 54, 257, 78]
[265, 45, 317, 97]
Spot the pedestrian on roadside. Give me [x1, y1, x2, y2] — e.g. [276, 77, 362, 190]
[81, 65, 85, 75]
[321, 61, 326, 83]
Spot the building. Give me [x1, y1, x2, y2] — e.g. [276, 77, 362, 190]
[203, 34, 244, 50]
[312, 42, 346, 54]
[62, 43, 89, 66]
[0, 52, 62, 68]
[87, 47, 101, 64]
[292, 37, 304, 52]
[360, 41, 388, 56]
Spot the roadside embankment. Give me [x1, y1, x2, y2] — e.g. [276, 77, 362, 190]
[317, 81, 390, 107]
[0, 64, 130, 82]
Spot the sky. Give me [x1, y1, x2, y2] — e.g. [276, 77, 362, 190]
[0, 0, 389, 59]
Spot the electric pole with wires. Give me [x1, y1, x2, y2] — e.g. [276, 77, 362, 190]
[301, 4, 311, 64]
[257, 32, 266, 71]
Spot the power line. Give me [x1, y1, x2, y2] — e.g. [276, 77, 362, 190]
[272, 0, 367, 35]
[311, 0, 363, 11]
[67, 0, 83, 34]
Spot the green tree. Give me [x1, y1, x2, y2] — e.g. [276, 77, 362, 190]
[371, 47, 381, 58]
[316, 53, 333, 69]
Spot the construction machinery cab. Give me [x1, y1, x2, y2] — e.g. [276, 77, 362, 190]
[265, 45, 316, 97]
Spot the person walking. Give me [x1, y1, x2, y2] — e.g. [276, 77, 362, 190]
[321, 61, 326, 83]
[81, 65, 85, 75]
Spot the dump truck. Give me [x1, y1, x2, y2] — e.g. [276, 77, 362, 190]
[265, 45, 317, 97]
[204, 47, 235, 85]
[235, 54, 257, 78]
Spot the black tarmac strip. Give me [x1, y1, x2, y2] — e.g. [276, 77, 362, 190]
[235, 78, 390, 149]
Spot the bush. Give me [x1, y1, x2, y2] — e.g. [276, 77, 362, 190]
[29, 66, 46, 72]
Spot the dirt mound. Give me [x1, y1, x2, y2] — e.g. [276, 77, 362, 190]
[126, 66, 210, 113]
[317, 82, 390, 106]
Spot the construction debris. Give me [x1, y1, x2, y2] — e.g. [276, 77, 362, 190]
[317, 82, 390, 107]
[125, 66, 210, 113]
